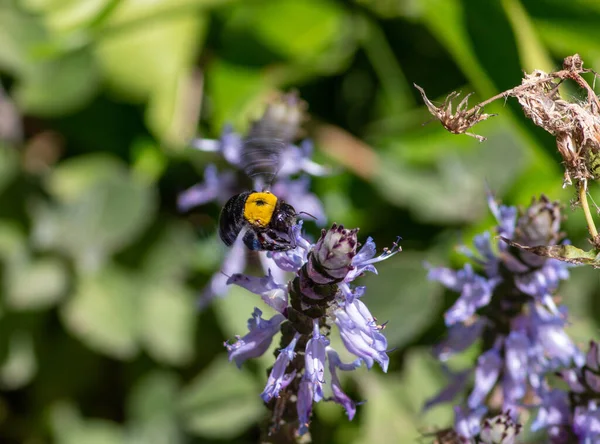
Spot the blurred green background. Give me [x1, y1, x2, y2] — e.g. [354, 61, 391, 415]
[1, 0, 600, 443]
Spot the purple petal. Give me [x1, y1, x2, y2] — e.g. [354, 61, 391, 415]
[444, 264, 498, 326]
[227, 269, 288, 314]
[468, 347, 502, 409]
[454, 405, 487, 438]
[304, 320, 329, 402]
[424, 369, 471, 410]
[198, 237, 247, 308]
[297, 379, 314, 436]
[225, 308, 285, 367]
[486, 191, 517, 239]
[261, 334, 300, 402]
[335, 299, 389, 372]
[327, 349, 361, 420]
[574, 402, 600, 441]
[531, 389, 570, 432]
[269, 222, 311, 273]
[434, 319, 486, 361]
[503, 331, 530, 404]
[587, 341, 600, 372]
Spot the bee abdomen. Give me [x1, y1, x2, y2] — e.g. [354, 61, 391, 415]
[219, 192, 251, 246]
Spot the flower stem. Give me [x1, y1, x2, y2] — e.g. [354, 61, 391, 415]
[579, 181, 599, 241]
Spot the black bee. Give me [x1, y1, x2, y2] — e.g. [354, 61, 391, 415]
[217, 94, 309, 252]
[219, 190, 297, 251]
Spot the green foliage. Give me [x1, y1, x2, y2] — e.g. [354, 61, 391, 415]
[0, 0, 600, 443]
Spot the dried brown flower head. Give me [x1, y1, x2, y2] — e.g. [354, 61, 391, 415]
[413, 84, 497, 142]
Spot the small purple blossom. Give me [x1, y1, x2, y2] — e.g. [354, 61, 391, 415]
[327, 348, 361, 420]
[261, 334, 300, 402]
[304, 320, 329, 402]
[225, 308, 285, 368]
[335, 298, 389, 372]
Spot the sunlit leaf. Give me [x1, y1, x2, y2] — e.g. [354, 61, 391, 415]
[126, 371, 183, 444]
[5, 257, 68, 310]
[33, 154, 156, 271]
[15, 49, 100, 116]
[61, 267, 140, 359]
[140, 283, 196, 366]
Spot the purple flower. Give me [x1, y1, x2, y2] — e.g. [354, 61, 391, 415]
[297, 379, 314, 436]
[427, 193, 579, 431]
[304, 320, 329, 402]
[224, 222, 398, 436]
[327, 349, 361, 420]
[454, 405, 487, 438]
[574, 402, 600, 442]
[261, 334, 300, 402]
[428, 263, 500, 326]
[468, 347, 502, 409]
[225, 308, 285, 368]
[335, 298, 389, 372]
[227, 269, 288, 314]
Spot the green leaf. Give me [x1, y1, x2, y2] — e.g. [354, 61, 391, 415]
[0, 4, 47, 75]
[141, 221, 197, 283]
[0, 331, 37, 390]
[357, 349, 452, 443]
[5, 257, 68, 310]
[61, 267, 140, 360]
[95, 9, 205, 101]
[44, 153, 127, 202]
[15, 49, 100, 116]
[250, 0, 343, 60]
[359, 251, 443, 349]
[374, 121, 527, 224]
[126, 371, 183, 444]
[206, 59, 272, 131]
[179, 356, 264, 439]
[33, 154, 156, 271]
[140, 283, 196, 366]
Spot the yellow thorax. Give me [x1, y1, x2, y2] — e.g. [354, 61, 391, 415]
[244, 192, 278, 227]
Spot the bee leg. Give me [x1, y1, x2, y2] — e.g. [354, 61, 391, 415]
[242, 230, 263, 251]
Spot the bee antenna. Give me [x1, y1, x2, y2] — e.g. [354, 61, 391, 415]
[298, 211, 317, 220]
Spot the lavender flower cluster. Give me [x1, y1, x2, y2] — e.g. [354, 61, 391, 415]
[225, 223, 399, 437]
[426, 193, 600, 443]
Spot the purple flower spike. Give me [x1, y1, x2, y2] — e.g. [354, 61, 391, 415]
[304, 320, 329, 402]
[327, 348, 361, 420]
[225, 308, 285, 368]
[335, 299, 389, 372]
[297, 379, 314, 436]
[261, 334, 300, 402]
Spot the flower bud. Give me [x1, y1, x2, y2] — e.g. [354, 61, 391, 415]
[308, 224, 358, 284]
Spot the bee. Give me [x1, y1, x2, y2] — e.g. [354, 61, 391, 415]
[219, 190, 297, 251]
[218, 93, 305, 251]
